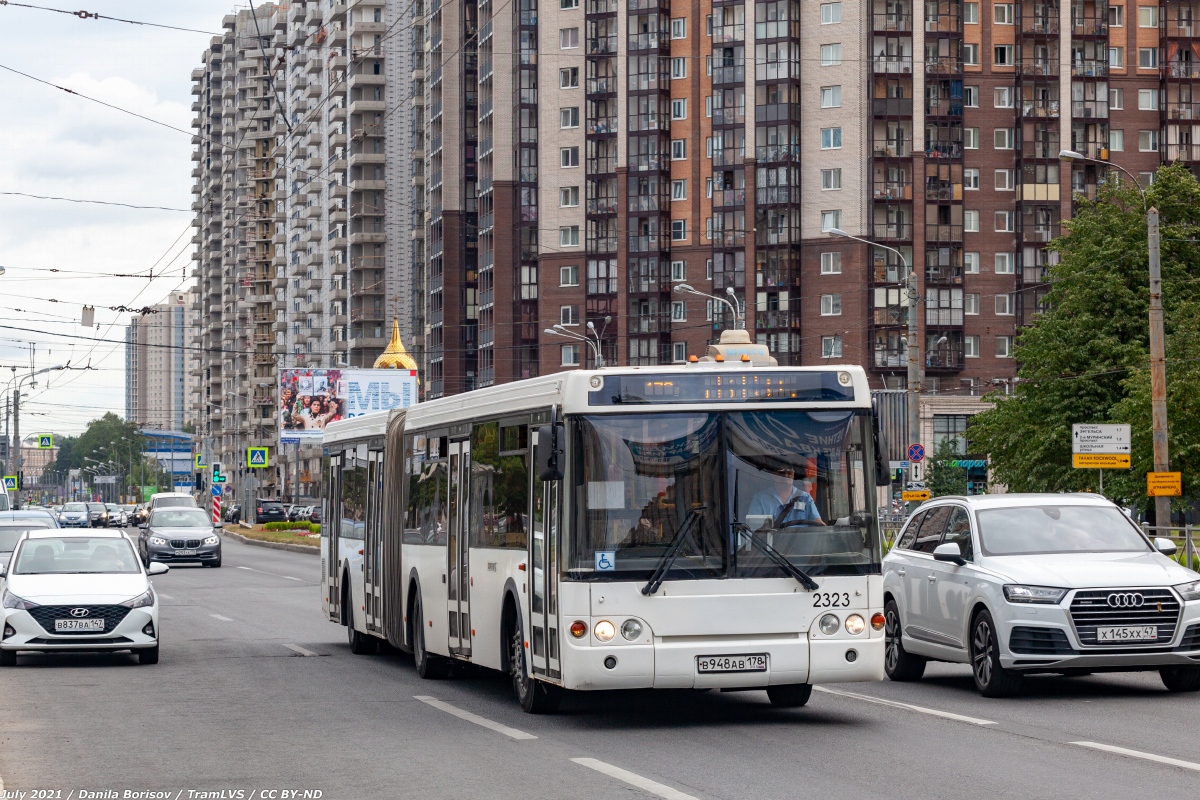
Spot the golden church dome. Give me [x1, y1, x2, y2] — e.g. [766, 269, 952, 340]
[373, 317, 420, 375]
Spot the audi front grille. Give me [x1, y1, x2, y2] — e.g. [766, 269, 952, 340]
[26, 605, 132, 636]
[1069, 588, 1181, 647]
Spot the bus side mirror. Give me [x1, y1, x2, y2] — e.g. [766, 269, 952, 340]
[536, 423, 565, 481]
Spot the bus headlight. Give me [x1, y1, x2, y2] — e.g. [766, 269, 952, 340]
[844, 614, 866, 635]
[819, 614, 840, 635]
[594, 620, 616, 642]
[620, 619, 643, 641]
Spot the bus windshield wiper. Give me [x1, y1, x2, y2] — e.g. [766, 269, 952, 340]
[733, 522, 819, 591]
[641, 505, 708, 596]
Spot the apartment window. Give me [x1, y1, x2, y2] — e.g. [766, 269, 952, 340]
[994, 87, 1014, 108]
[1138, 89, 1159, 110]
[821, 335, 843, 359]
[1138, 5, 1159, 26]
[671, 179, 687, 200]
[1139, 129, 1159, 151]
[994, 128, 1015, 149]
[964, 43, 980, 65]
[964, 252, 980, 273]
[995, 294, 1014, 315]
[705, 96, 713, 116]
[996, 336, 1014, 358]
[994, 3, 1013, 23]
[995, 252, 1015, 273]
[821, 210, 842, 231]
[1109, 47, 1125, 68]
[560, 305, 580, 326]
[995, 211, 1014, 232]
[561, 0, 579, 8]
[820, 127, 843, 149]
[995, 169, 1015, 190]
[560, 107, 580, 128]
[821, 86, 843, 108]
[560, 27, 579, 48]
[560, 146, 579, 167]
[671, 17, 687, 38]
[1110, 4, 1124, 25]
[560, 265, 579, 286]
[671, 139, 687, 160]
[560, 225, 581, 246]
[671, 98, 688, 119]
[964, 128, 980, 149]
[821, 168, 842, 190]
[561, 344, 581, 366]
[672, 342, 688, 363]
[964, 2, 979, 22]
[670, 260, 686, 281]
[1110, 129, 1125, 151]
[1110, 88, 1124, 109]
[964, 168, 980, 189]
[965, 293, 980, 315]
[821, 252, 842, 274]
[705, 177, 713, 197]
[821, 2, 842, 23]
[560, 67, 580, 88]
[1140, 171, 1157, 185]
[671, 57, 687, 78]
[671, 300, 687, 322]
[821, 294, 843, 316]
[821, 44, 842, 65]
[706, 14, 712, 34]
[965, 335, 980, 358]
[560, 186, 580, 207]
[671, 219, 688, 240]
[994, 45, 1013, 65]
[964, 86, 979, 107]
[964, 210, 980, 232]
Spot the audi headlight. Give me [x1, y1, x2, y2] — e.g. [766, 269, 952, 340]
[1003, 585, 1067, 604]
[203, 535, 220, 545]
[120, 589, 155, 609]
[1175, 580, 1200, 602]
[819, 613, 840, 635]
[148, 537, 168, 546]
[2, 589, 39, 610]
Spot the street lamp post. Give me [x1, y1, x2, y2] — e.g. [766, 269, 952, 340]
[1059, 150, 1169, 529]
[673, 284, 744, 329]
[828, 228, 921, 473]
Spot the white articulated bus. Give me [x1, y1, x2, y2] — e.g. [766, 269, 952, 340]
[321, 349, 890, 712]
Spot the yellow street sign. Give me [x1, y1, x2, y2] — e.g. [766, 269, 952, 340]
[1072, 453, 1130, 469]
[902, 490, 931, 502]
[1147, 471, 1182, 497]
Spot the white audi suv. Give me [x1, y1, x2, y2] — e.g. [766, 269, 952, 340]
[882, 493, 1200, 696]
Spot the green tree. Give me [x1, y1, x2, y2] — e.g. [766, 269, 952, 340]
[927, 438, 969, 497]
[969, 164, 1200, 509]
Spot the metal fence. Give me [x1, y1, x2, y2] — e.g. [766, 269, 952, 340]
[1140, 524, 1200, 571]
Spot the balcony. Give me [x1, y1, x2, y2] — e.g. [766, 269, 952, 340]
[874, 56, 914, 74]
[1023, 99, 1061, 118]
[873, 223, 913, 240]
[873, 98, 914, 116]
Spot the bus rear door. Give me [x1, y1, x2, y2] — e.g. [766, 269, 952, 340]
[447, 439, 472, 658]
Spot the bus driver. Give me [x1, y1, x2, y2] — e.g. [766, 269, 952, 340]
[747, 466, 825, 528]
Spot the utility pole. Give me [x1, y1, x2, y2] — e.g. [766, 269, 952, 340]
[1148, 207, 1171, 531]
[12, 387, 20, 507]
[906, 266, 921, 478]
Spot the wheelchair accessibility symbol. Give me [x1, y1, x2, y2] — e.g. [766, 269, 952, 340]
[595, 551, 616, 572]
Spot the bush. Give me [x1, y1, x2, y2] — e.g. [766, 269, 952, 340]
[263, 521, 320, 533]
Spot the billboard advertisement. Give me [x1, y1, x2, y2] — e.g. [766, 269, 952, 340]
[279, 368, 419, 443]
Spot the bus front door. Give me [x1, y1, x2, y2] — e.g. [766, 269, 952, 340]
[325, 454, 342, 624]
[529, 459, 562, 681]
[446, 440, 472, 658]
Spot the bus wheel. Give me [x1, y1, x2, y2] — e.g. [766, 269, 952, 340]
[510, 624, 560, 714]
[413, 594, 449, 679]
[766, 684, 812, 708]
[345, 598, 377, 655]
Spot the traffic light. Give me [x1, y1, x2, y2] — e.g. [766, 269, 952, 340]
[212, 462, 226, 484]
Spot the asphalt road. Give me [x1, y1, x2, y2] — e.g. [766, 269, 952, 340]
[3, 534, 1200, 799]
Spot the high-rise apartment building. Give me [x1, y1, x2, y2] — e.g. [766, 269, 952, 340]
[124, 291, 201, 431]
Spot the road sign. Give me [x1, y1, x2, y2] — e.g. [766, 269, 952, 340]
[2, 476, 16, 491]
[1072, 453, 1131, 468]
[247, 447, 269, 468]
[195, 453, 206, 469]
[1072, 423, 1131, 454]
[1147, 471, 1182, 497]
[211, 485, 222, 497]
[902, 490, 931, 502]
[36, 434, 53, 449]
[907, 443, 925, 462]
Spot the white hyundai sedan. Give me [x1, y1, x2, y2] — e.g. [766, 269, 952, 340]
[0, 529, 167, 666]
[882, 493, 1200, 696]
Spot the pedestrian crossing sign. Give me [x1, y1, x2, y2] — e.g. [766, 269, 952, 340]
[37, 434, 53, 449]
[195, 453, 206, 469]
[247, 447, 269, 468]
[2, 476, 16, 491]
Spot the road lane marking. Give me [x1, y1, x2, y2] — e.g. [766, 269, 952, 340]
[571, 758, 699, 800]
[209, 614, 234, 622]
[237, 565, 309, 582]
[413, 695, 537, 740]
[284, 576, 302, 581]
[284, 643, 319, 657]
[236, 566, 253, 570]
[813, 686, 996, 726]
[157, 593, 174, 600]
[1071, 742, 1200, 772]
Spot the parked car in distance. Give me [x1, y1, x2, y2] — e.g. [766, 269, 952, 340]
[287, 504, 307, 522]
[224, 504, 242, 524]
[58, 502, 90, 528]
[148, 492, 198, 512]
[138, 507, 222, 568]
[105, 503, 128, 528]
[882, 493, 1200, 697]
[86, 502, 109, 528]
[308, 505, 322, 525]
[0, 510, 60, 568]
[255, 501, 288, 524]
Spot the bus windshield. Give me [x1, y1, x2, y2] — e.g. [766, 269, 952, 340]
[570, 410, 880, 581]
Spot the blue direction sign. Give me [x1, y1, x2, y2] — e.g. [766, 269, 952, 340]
[907, 443, 926, 463]
[247, 447, 269, 468]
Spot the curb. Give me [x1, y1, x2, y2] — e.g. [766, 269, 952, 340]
[224, 529, 320, 556]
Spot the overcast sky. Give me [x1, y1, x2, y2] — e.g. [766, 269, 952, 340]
[0, 1, 245, 436]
